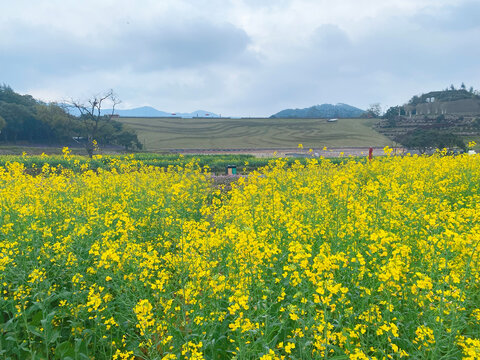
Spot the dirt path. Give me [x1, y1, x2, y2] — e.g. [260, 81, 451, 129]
[174, 147, 403, 158]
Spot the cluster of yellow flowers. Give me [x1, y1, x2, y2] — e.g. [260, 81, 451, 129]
[1, 153, 480, 358]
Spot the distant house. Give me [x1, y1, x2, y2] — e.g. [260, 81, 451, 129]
[328, 118, 338, 122]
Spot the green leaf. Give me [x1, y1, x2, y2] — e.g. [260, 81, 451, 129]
[26, 324, 42, 338]
[48, 329, 61, 344]
[55, 341, 75, 359]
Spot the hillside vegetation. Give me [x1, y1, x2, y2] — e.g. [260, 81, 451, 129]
[0, 85, 141, 150]
[271, 103, 365, 118]
[408, 88, 480, 106]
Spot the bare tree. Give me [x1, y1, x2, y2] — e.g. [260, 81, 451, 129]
[68, 90, 121, 157]
[365, 103, 382, 118]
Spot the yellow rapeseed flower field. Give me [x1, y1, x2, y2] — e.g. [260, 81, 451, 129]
[1, 152, 480, 359]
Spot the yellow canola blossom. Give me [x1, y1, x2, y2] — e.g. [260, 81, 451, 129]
[1, 153, 480, 359]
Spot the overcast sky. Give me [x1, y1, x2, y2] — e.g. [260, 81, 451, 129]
[1, 0, 479, 116]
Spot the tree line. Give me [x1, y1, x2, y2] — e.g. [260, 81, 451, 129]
[0, 85, 142, 152]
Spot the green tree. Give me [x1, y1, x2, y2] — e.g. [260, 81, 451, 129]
[365, 103, 382, 118]
[396, 129, 466, 153]
[36, 103, 79, 143]
[0, 102, 34, 142]
[0, 84, 37, 108]
[408, 95, 421, 106]
[383, 106, 405, 127]
[0, 115, 5, 133]
[0, 85, 140, 148]
[0, 85, 54, 143]
[115, 129, 143, 150]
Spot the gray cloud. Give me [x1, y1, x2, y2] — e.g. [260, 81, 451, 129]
[1, 0, 480, 116]
[0, 18, 254, 83]
[229, 4, 480, 115]
[122, 20, 253, 70]
[416, 1, 480, 31]
[311, 24, 351, 50]
[241, 0, 291, 9]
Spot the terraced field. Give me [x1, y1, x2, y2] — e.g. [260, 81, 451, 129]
[118, 117, 393, 150]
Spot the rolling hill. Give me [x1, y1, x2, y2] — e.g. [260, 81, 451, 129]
[118, 117, 392, 150]
[271, 103, 365, 118]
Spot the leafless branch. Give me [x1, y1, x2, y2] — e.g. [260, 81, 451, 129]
[65, 89, 121, 157]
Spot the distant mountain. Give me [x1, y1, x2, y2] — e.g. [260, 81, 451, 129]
[183, 110, 219, 118]
[101, 106, 219, 118]
[271, 103, 365, 118]
[64, 105, 219, 118]
[106, 106, 171, 117]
